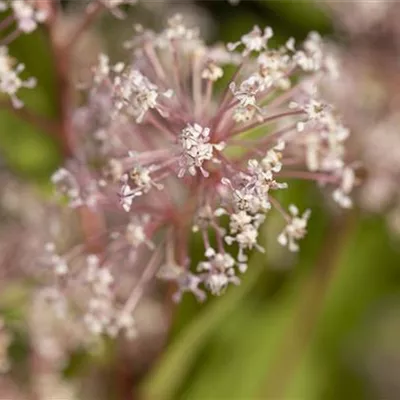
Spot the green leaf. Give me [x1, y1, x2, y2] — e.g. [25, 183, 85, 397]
[283, 215, 400, 399]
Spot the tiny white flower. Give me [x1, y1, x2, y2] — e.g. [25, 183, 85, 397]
[198, 253, 239, 296]
[332, 167, 355, 208]
[119, 184, 134, 212]
[202, 61, 224, 81]
[100, 0, 137, 19]
[178, 123, 223, 178]
[228, 26, 273, 55]
[229, 210, 252, 233]
[0, 47, 36, 108]
[278, 205, 311, 252]
[11, 0, 48, 33]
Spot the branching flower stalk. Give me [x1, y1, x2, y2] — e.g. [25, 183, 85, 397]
[0, 1, 357, 340]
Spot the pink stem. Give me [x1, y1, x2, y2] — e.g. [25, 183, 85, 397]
[226, 110, 304, 139]
[63, 1, 105, 51]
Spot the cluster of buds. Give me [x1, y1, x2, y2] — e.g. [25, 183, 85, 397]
[45, 15, 355, 339]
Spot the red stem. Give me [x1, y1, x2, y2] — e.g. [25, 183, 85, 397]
[64, 1, 104, 51]
[46, 0, 107, 253]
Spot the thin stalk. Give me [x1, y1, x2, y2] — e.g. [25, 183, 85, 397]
[63, 1, 104, 51]
[46, 1, 107, 253]
[227, 110, 303, 139]
[122, 240, 164, 315]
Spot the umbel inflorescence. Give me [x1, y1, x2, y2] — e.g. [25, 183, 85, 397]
[0, 0, 47, 107]
[43, 15, 356, 338]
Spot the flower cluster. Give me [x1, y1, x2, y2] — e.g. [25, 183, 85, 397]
[0, 0, 47, 33]
[320, 0, 400, 233]
[0, 0, 46, 107]
[46, 16, 355, 338]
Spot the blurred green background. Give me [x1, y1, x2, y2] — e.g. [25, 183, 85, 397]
[2, 1, 400, 399]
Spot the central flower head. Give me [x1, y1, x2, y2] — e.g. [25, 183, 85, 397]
[47, 15, 356, 339]
[178, 123, 224, 178]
